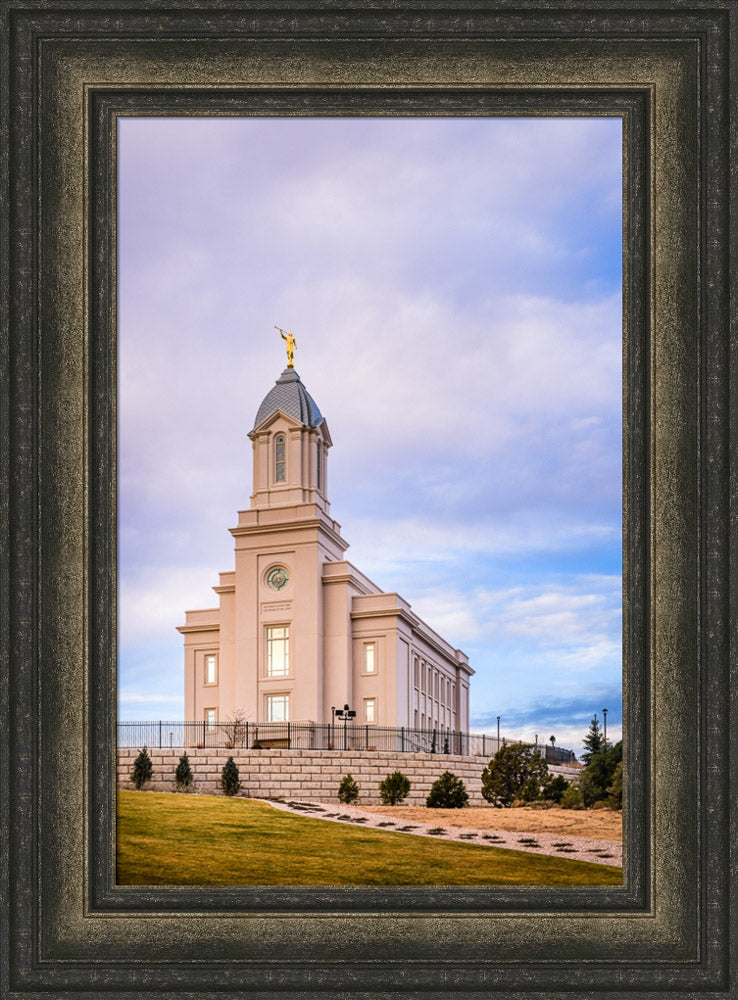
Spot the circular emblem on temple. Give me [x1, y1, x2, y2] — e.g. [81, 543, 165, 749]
[266, 567, 289, 591]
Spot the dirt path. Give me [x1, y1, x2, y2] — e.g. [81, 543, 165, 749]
[260, 799, 623, 869]
[356, 804, 622, 840]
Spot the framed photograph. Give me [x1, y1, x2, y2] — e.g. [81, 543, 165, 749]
[2, 2, 734, 997]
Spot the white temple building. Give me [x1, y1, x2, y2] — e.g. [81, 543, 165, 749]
[179, 347, 473, 733]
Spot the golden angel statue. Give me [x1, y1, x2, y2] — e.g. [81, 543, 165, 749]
[274, 325, 297, 368]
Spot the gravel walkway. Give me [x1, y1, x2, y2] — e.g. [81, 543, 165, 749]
[259, 798, 622, 868]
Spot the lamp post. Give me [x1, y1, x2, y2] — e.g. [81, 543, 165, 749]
[335, 703, 356, 750]
[550, 734, 556, 762]
[497, 716, 501, 749]
[534, 733, 538, 751]
[330, 706, 336, 749]
[602, 707, 608, 744]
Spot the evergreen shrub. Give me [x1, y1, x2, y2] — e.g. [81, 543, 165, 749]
[131, 746, 153, 790]
[379, 770, 411, 805]
[560, 784, 584, 809]
[579, 741, 622, 806]
[519, 775, 541, 802]
[607, 761, 623, 810]
[541, 774, 570, 804]
[220, 756, 241, 796]
[338, 773, 359, 804]
[426, 771, 469, 808]
[480, 744, 549, 807]
[175, 752, 194, 792]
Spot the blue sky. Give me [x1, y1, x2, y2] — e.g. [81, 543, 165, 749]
[118, 116, 622, 756]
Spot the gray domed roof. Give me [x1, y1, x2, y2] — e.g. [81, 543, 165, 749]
[251, 368, 323, 431]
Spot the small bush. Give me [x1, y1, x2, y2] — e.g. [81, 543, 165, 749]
[426, 771, 469, 809]
[379, 770, 411, 805]
[481, 744, 549, 807]
[520, 775, 541, 802]
[542, 774, 570, 804]
[560, 784, 584, 809]
[578, 739, 623, 805]
[175, 753, 193, 792]
[220, 756, 241, 796]
[607, 761, 623, 810]
[338, 773, 359, 804]
[131, 746, 153, 790]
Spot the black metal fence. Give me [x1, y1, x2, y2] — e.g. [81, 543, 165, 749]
[117, 720, 577, 765]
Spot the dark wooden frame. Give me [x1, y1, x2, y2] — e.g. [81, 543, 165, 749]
[1, 2, 735, 997]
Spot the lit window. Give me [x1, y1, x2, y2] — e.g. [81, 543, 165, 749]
[267, 625, 289, 676]
[364, 642, 376, 673]
[205, 653, 217, 685]
[364, 698, 376, 724]
[267, 694, 289, 722]
[275, 434, 286, 482]
[204, 708, 217, 730]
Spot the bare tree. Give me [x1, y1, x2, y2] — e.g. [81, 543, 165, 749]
[224, 708, 249, 749]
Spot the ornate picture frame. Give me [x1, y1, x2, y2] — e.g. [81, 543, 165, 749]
[2, 3, 734, 996]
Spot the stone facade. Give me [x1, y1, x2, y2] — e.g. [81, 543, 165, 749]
[118, 748, 579, 806]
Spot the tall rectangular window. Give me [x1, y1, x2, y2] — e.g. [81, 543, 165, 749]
[204, 708, 217, 730]
[266, 694, 289, 722]
[275, 434, 286, 482]
[267, 625, 289, 676]
[204, 653, 217, 685]
[364, 698, 376, 724]
[364, 642, 376, 673]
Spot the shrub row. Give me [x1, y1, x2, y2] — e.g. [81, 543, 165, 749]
[338, 769, 469, 808]
[130, 747, 241, 796]
[130, 737, 622, 812]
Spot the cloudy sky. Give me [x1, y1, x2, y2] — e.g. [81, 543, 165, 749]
[118, 116, 622, 756]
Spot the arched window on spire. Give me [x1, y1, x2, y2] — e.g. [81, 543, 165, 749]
[275, 434, 286, 482]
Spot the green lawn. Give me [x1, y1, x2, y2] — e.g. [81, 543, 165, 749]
[117, 790, 622, 886]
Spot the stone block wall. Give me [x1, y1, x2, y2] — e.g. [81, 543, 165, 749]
[117, 748, 579, 805]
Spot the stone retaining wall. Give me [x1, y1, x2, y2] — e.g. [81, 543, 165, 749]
[117, 748, 579, 805]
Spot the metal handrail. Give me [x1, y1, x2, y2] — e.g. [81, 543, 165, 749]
[116, 720, 578, 764]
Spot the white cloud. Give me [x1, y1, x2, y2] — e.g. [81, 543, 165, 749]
[119, 692, 183, 704]
[407, 578, 621, 649]
[119, 564, 223, 644]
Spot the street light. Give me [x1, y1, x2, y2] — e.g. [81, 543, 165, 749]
[497, 715, 501, 747]
[602, 707, 608, 743]
[331, 706, 336, 749]
[334, 703, 356, 750]
[550, 734, 556, 761]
